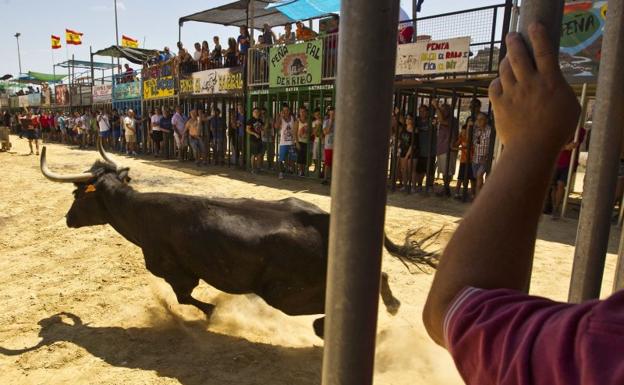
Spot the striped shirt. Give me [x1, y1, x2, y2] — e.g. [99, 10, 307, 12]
[472, 125, 491, 164]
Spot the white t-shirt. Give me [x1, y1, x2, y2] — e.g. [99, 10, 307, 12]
[193, 50, 202, 61]
[124, 116, 136, 133]
[151, 114, 162, 131]
[279, 116, 295, 146]
[97, 114, 110, 132]
[323, 118, 335, 149]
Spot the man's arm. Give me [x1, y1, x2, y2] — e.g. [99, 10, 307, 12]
[423, 24, 581, 346]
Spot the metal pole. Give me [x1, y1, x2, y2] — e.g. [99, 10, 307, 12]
[562, 83, 588, 217]
[412, 0, 418, 43]
[250, 0, 255, 42]
[90, 46, 95, 86]
[114, 0, 121, 74]
[321, 0, 399, 384]
[614, 225, 624, 292]
[14, 33, 22, 76]
[569, 0, 624, 303]
[518, 0, 565, 57]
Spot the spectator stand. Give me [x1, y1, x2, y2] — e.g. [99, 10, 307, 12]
[55, 59, 116, 113]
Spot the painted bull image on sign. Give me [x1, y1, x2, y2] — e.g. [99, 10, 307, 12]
[40, 142, 437, 338]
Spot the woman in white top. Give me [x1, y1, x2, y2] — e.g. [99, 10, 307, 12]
[150, 108, 163, 157]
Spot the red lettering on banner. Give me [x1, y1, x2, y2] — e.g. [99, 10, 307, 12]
[426, 42, 450, 51]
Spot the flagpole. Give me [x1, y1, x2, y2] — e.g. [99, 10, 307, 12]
[114, 0, 121, 74]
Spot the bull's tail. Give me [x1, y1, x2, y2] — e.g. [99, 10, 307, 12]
[383, 227, 443, 272]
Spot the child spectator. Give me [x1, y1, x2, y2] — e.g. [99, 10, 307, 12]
[398, 113, 416, 191]
[262, 23, 277, 45]
[224, 38, 238, 67]
[454, 117, 475, 199]
[471, 112, 492, 197]
[247, 107, 264, 173]
[237, 26, 251, 63]
[211, 36, 222, 67]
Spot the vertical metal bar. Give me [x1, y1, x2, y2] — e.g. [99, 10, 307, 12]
[562, 83, 588, 217]
[488, 9, 498, 72]
[614, 224, 624, 292]
[517, 0, 565, 57]
[321, 0, 399, 384]
[570, 0, 624, 302]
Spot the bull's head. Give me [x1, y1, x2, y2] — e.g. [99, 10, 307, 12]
[40, 140, 131, 228]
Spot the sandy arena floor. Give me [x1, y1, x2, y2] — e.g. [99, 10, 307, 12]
[0, 135, 619, 385]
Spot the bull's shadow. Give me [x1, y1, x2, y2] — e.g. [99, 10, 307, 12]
[0, 312, 322, 385]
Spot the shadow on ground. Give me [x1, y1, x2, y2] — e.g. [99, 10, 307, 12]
[0, 312, 322, 385]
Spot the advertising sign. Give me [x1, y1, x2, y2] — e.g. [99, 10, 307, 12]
[269, 40, 323, 88]
[113, 82, 141, 100]
[143, 60, 176, 100]
[396, 37, 471, 76]
[560, 0, 607, 77]
[181, 67, 243, 95]
[92, 84, 113, 103]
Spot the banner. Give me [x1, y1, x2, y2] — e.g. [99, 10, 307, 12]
[396, 37, 470, 75]
[70, 85, 92, 106]
[54, 85, 70, 105]
[42, 84, 52, 107]
[269, 40, 323, 88]
[92, 84, 113, 103]
[180, 67, 243, 95]
[142, 60, 176, 99]
[113, 82, 141, 100]
[559, 0, 606, 77]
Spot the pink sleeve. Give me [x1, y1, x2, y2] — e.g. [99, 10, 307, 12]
[444, 287, 624, 385]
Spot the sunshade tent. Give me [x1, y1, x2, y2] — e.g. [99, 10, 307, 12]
[92, 46, 161, 65]
[17, 71, 66, 84]
[179, 0, 293, 28]
[55, 60, 118, 70]
[266, 0, 340, 21]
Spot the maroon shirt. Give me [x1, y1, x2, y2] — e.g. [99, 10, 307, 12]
[445, 287, 624, 385]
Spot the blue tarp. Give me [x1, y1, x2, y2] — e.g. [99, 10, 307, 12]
[266, 0, 340, 21]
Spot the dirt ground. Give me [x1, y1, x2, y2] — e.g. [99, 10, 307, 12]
[0, 135, 619, 385]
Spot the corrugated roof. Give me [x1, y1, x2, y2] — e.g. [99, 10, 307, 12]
[179, 0, 293, 28]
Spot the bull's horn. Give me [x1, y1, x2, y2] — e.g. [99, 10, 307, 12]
[40, 147, 95, 183]
[97, 138, 120, 170]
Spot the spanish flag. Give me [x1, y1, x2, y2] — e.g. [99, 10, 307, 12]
[51, 35, 61, 49]
[66, 29, 83, 45]
[121, 35, 139, 48]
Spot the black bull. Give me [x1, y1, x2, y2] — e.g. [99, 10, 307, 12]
[40, 143, 435, 338]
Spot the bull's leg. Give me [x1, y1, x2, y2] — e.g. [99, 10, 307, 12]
[313, 317, 325, 339]
[380, 272, 401, 315]
[165, 273, 216, 317]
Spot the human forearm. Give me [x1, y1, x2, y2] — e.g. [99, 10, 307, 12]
[424, 145, 558, 345]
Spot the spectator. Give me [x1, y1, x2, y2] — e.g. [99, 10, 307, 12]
[57, 112, 67, 144]
[123, 109, 138, 156]
[186, 108, 206, 166]
[419, 25, 621, 385]
[150, 108, 164, 157]
[275, 103, 295, 179]
[327, 14, 340, 34]
[294, 106, 310, 177]
[262, 23, 277, 45]
[22, 111, 39, 155]
[228, 108, 238, 165]
[172, 106, 187, 161]
[73, 111, 86, 149]
[177, 41, 194, 75]
[322, 106, 335, 185]
[224, 38, 238, 68]
[89, 110, 99, 146]
[211, 36, 222, 67]
[311, 107, 323, 174]
[124, 64, 134, 83]
[238, 26, 251, 63]
[469, 97, 482, 117]
[433, 99, 459, 197]
[96, 110, 111, 150]
[193, 42, 202, 62]
[160, 46, 173, 62]
[111, 109, 121, 152]
[260, 107, 275, 171]
[247, 107, 263, 173]
[211, 107, 226, 165]
[159, 107, 173, 159]
[471, 112, 491, 197]
[200, 40, 211, 70]
[398, 23, 414, 44]
[454, 117, 475, 199]
[551, 127, 586, 219]
[296, 21, 318, 41]
[398, 113, 416, 191]
[235, 103, 245, 166]
[415, 104, 436, 190]
[279, 23, 296, 44]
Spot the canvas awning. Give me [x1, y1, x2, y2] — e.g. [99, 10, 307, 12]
[266, 0, 340, 21]
[17, 71, 66, 84]
[92, 45, 161, 65]
[55, 60, 117, 70]
[179, 0, 293, 28]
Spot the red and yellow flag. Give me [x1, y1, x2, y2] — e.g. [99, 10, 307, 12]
[65, 29, 83, 45]
[51, 35, 61, 49]
[121, 35, 139, 48]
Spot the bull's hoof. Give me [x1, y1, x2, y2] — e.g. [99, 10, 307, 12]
[385, 298, 401, 316]
[313, 317, 325, 339]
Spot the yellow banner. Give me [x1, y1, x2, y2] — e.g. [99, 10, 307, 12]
[143, 77, 175, 100]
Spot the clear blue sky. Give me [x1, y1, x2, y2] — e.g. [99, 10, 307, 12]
[0, 0, 504, 78]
